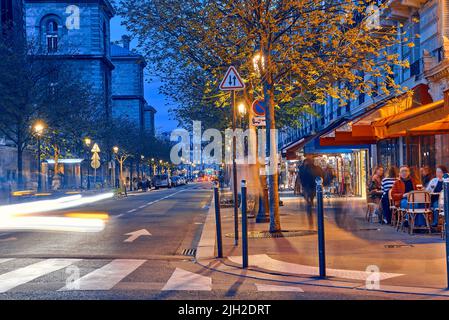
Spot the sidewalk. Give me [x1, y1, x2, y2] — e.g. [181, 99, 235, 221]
[196, 190, 449, 296]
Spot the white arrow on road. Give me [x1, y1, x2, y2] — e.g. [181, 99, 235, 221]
[123, 229, 152, 243]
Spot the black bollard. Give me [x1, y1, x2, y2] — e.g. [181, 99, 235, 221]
[316, 176, 326, 278]
[241, 180, 248, 269]
[444, 173, 449, 289]
[214, 182, 223, 258]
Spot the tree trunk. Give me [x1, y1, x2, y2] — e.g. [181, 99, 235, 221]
[263, 55, 281, 233]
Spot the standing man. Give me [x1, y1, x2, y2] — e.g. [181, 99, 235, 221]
[299, 157, 324, 206]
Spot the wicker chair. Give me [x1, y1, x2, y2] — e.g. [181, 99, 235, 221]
[388, 189, 399, 226]
[405, 191, 433, 235]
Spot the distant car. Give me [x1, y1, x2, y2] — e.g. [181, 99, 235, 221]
[171, 176, 180, 187]
[153, 174, 171, 189]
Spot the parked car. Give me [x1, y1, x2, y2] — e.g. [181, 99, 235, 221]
[152, 174, 171, 189]
[171, 176, 180, 187]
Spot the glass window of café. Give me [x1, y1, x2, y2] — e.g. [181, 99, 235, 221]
[377, 138, 399, 169]
[406, 135, 435, 168]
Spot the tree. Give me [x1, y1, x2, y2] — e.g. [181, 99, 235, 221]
[119, 0, 405, 231]
[0, 36, 104, 189]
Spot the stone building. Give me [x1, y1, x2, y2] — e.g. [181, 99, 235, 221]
[1, 0, 24, 36]
[24, 0, 115, 115]
[111, 35, 156, 136]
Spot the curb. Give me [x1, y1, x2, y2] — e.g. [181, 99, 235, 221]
[195, 197, 217, 260]
[194, 197, 449, 298]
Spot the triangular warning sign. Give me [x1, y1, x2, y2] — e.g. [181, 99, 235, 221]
[219, 66, 245, 91]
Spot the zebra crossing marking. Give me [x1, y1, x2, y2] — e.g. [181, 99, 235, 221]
[59, 259, 146, 291]
[162, 267, 212, 291]
[0, 258, 80, 293]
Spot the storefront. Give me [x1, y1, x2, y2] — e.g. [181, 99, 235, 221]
[304, 138, 369, 198]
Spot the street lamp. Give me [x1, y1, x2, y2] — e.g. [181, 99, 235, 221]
[253, 52, 265, 77]
[140, 155, 145, 178]
[238, 102, 246, 116]
[84, 137, 92, 190]
[33, 121, 45, 192]
[113, 146, 129, 194]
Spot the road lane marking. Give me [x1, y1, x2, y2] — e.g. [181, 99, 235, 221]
[0, 259, 80, 293]
[59, 259, 146, 291]
[123, 229, 152, 243]
[125, 190, 187, 215]
[256, 283, 304, 292]
[162, 268, 212, 291]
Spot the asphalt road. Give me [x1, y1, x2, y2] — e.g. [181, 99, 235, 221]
[0, 182, 443, 300]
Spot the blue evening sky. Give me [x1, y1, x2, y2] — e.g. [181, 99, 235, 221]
[110, 17, 179, 134]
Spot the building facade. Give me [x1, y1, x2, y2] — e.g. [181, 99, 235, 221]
[1, 0, 24, 36]
[111, 35, 156, 135]
[24, 0, 115, 115]
[279, 0, 449, 197]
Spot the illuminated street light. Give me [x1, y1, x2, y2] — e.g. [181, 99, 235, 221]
[113, 146, 129, 194]
[238, 102, 246, 116]
[32, 121, 46, 192]
[84, 137, 93, 190]
[253, 52, 265, 76]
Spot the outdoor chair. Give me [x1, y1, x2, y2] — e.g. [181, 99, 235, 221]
[388, 189, 398, 226]
[366, 197, 381, 223]
[435, 191, 445, 239]
[404, 191, 433, 235]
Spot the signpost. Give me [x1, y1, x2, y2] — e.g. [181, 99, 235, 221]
[220, 66, 245, 246]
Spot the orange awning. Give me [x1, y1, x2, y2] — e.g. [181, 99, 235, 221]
[373, 99, 447, 137]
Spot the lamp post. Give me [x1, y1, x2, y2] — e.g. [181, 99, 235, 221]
[33, 121, 45, 192]
[84, 137, 91, 190]
[140, 155, 145, 178]
[113, 146, 129, 193]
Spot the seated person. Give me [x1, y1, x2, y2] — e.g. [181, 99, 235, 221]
[426, 165, 448, 227]
[391, 165, 423, 226]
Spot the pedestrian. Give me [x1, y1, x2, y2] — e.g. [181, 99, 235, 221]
[323, 166, 335, 198]
[426, 165, 448, 227]
[391, 165, 423, 227]
[368, 166, 384, 204]
[420, 165, 432, 188]
[299, 157, 324, 206]
[381, 166, 398, 224]
[294, 161, 302, 196]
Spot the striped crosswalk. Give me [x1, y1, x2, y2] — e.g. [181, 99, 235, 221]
[0, 258, 309, 295]
[0, 259, 80, 293]
[59, 259, 146, 291]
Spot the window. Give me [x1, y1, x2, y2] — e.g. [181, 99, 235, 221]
[46, 20, 58, 52]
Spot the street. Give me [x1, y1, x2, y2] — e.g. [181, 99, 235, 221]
[0, 182, 445, 300]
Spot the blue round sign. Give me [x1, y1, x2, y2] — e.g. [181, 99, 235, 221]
[252, 100, 266, 116]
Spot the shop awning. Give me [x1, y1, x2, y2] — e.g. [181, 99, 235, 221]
[281, 135, 315, 160]
[321, 84, 439, 142]
[373, 99, 447, 137]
